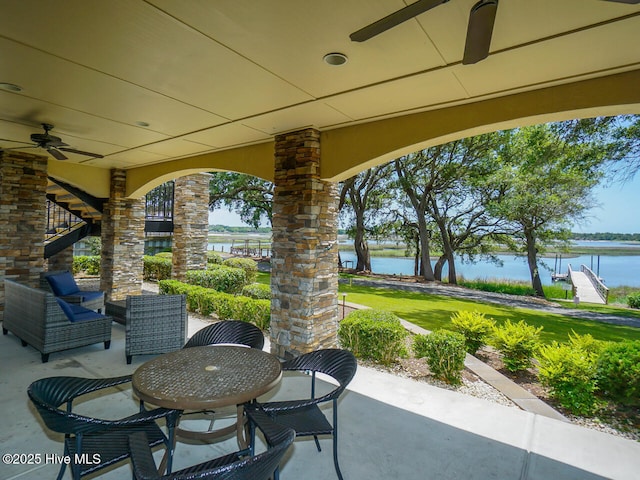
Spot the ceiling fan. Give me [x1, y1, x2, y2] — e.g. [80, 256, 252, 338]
[350, 0, 640, 65]
[0, 123, 104, 160]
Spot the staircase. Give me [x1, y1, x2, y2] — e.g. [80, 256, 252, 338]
[44, 178, 175, 258]
[45, 178, 105, 258]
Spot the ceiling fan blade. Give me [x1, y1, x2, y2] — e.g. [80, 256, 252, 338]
[350, 0, 449, 42]
[47, 148, 68, 160]
[0, 138, 34, 146]
[58, 147, 104, 159]
[462, 0, 499, 65]
[602, 0, 640, 4]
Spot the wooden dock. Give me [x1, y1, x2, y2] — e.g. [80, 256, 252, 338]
[567, 264, 608, 305]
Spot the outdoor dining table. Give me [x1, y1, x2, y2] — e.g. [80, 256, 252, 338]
[132, 344, 282, 468]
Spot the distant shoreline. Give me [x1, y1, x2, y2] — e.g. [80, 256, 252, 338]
[207, 233, 640, 257]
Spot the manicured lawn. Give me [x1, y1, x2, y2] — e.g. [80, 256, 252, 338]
[338, 283, 640, 345]
[258, 271, 640, 344]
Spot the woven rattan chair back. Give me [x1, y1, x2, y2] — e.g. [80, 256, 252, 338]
[184, 320, 264, 350]
[28, 375, 178, 480]
[129, 415, 294, 479]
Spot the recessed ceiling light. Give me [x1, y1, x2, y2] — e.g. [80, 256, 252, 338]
[323, 53, 348, 66]
[135, 121, 150, 127]
[0, 83, 23, 92]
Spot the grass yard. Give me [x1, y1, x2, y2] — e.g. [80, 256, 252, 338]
[258, 271, 640, 344]
[338, 283, 640, 345]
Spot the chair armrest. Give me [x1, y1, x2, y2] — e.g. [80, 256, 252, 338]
[40, 376, 133, 406]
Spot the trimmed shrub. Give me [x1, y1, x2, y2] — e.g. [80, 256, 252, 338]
[449, 310, 495, 355]
[143, 255, 172, 281]
[72, 255, 100, 275]
[230, 296, 271, 331]
[154, 252, 173, 259]
[627, 293, 640, 309]
[223, 257, 258, 283]
[413, 330, 466, 385]
[338, 309, 408, 365]
[536, 336, 599, 416]
[596, 340, 640, 406]
[158, 280, 270, 329]
[207, 251, 224, 265]
[186, 266, 247, 294]
[491, 320, 542, 372]
[242, 283, 271, 300]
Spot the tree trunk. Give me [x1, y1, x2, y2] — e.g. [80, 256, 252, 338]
[353, 212, 371, 271]
[433, 256, 446, 281]
[446, 252, 457, 284]
[417, 217, 435, 281]
[525, 229, 545, 297]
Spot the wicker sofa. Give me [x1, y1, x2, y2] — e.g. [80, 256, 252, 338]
[2, 279, 112, 363]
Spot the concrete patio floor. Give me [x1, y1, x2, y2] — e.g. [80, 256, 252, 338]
[2, 314, 639, 480]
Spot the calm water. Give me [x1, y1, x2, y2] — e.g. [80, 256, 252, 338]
[338, 252, 640, 287]
[209, 241, 640, 288]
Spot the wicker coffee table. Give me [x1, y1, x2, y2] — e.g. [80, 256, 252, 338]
[132, 345, 282, 446]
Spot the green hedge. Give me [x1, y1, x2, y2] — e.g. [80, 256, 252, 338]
[143, 255, 172, 281]
[159, 280, 270, 330]
[338, 309, 408, 365]
[627, 293, 640, 309]
[536, 333, 602, 416]
[72, 255, 100, 275]
[207, 251, 224, 265]
[491, 320, 543, 372]
[222, 258, 258, 283]
[413, 330, 467, 385]
[450, 310, 495, 355]
[596, 340, 640, 406]
[241, 283, 271, 300]
[186, 266, 247, 294]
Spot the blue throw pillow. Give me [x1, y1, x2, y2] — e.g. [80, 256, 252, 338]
[56, 298, 104, 322]
[47, 271, 80, 296]
[56, 298, 77, 322]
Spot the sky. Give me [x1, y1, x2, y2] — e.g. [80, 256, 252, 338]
[209, 173, 640, 234]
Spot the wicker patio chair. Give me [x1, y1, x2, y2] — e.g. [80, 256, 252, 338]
[183, 320, 265, 350]
[178, 320, 265, 439]
[125, 294, 187, 364]
[128, 408, 294, 480]
[41, 270, 105, 312]
[28, 375, 180, 480]
[245, 349, 357, 480]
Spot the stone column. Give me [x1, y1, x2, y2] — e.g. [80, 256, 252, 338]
[100, 169, 145, 301]
[46, 245, 74, 272]
[0, 151, 48, 318]
[271, 128, 340, 359]
[172, 174, 209, 280]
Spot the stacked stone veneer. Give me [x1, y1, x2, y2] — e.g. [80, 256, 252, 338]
[0, 151, 48, 317]
[100, 169, 145, 300]
[172, 174, 209, 280]
[46, 245, 74, 272]
[271, 128, 340, 359]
